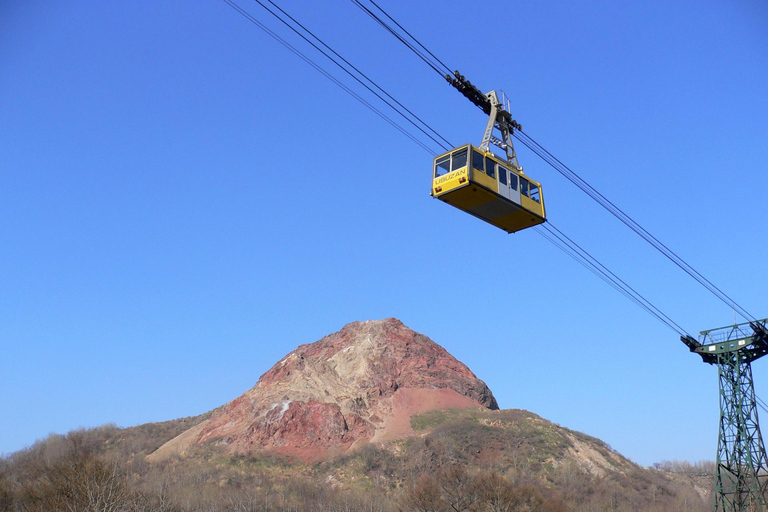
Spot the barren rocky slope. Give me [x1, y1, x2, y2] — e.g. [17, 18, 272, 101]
[150, 318, 497, 461]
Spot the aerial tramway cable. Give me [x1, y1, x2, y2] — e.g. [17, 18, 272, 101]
[351, 0, 756, 324]
[538, 223, 689, 336]
[261, 0, 453, 151]
[350, 0, 451, 79]
[513, 130, 757, 323]
[252, 0, 452, 152]
[222, 0, 691, 337]
[220, 0, 437, 154]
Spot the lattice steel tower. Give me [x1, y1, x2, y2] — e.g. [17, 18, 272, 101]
[682, 320, 768, 511]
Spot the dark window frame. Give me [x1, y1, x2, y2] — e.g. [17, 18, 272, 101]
[485, 157, 495, 178]
[498, 165, 508, 186]
[451, 148, 468, 171]
[509, 173, 518, 191]
[529, 184, 541, 203]
[434, 155, 451, 178]
[520, 178, 530, 197]
[472, 149, 485, 174]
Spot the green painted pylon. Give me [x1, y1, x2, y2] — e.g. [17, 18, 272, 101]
[681, 320, 768, 511]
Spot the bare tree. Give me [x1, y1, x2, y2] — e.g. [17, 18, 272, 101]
[17, 432, 130, 512]
[438, 465, 479, 512]
[401, 474, 445, 512]
[0, 467, 13, 511]
[476, 473, 516, 512]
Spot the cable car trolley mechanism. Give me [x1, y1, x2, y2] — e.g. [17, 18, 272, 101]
[432, 76, 545, 233]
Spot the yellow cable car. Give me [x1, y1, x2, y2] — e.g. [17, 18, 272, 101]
[431, 144, 545, 233]
[431, 90, 545, 233]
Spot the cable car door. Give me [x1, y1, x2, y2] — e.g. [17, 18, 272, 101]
[497, 163, 522, 206]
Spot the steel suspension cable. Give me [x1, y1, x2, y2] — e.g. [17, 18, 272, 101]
[251, 0, 452, 152]
[535, 226, 677, 332]
[538, 223, 690, 336]
[513, 130, 756, 323]
[221, 0, 437, 154]
[362, 0, 453, 76]
[756, 394, 768, 416]
[350, 0, 449, 78]
[262, 0, 453, 151]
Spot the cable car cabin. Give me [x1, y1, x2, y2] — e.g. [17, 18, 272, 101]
[431, 144, 546, 233]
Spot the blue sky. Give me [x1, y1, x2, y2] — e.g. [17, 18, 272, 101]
[2, 0, 767, 467]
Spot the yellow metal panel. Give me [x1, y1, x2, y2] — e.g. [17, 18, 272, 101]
[468, 197, 519, 221]
[470, 168, 498, 192]
[520, 195, 545, 217]
[432, 167, 469, 196]
[437, 182, 497, 212]
[494, 209, 545, 233]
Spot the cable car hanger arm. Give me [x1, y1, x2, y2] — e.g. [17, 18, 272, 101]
[446, 71, 523, 170]
[445, 71, 521, 128]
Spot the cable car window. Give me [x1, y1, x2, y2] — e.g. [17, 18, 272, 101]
[451, 149, 468, 171]
[498, 165, 508, 185]
[484, 157, 495, 178]
[520, 178, 529, 198]
[472, 150, 484, 173]
[509, 173, 518, 191]
[529, 184, 541, 203]
[435, 156, 451, 177]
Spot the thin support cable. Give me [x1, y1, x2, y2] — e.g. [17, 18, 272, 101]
[545, 223, 690, 336]
[221, 0, 436, 155]
[365, 0, 453, 75]
[756, 394, 768, 415]
[262, 0, 453, 151]
[514, 130, 756, 322]
[350, 0, 447, 78]
[535, 227, 647, 309]
[537, 223, 689, 337]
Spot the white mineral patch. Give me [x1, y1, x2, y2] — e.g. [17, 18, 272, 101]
[267, 399, 291, 420]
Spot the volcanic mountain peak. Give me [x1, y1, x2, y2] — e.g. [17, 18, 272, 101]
[150, 318, 497, 461]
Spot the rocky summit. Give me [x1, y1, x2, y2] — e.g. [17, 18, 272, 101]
[150, 318, 498, 461]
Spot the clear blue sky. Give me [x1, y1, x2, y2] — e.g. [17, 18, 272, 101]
[2, 1, 767, 467]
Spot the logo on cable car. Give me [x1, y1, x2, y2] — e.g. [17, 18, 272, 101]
[434, 168, 468, 186]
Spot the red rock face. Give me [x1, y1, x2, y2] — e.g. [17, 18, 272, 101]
[150, 318, 498, 462]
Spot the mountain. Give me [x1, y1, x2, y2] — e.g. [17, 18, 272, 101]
[150, 318, 498, 462]
[2, 318, 713, 512]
